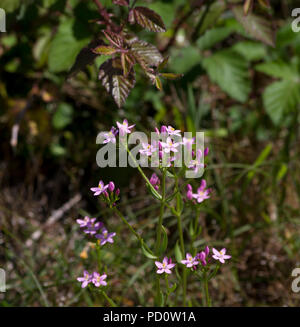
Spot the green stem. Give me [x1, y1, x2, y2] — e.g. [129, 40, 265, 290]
[174, 175, 187, 306]
[96, 244, 102, 272]
[165, 274, 170, 306]
[203, 272, 211, 307]
[100, 290, 117, 307]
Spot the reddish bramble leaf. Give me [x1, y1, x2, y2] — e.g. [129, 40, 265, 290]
[130, 39, 163, 68]
[160, 73, 183, 80]
[103, 30, 124, 48]
[98, 58, 136, 108]
[131, 6, 166, 33]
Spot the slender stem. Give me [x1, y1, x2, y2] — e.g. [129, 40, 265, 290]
[100, 290, 117, 307]
[203, 272, 211, 307]
[96, 244, 102, 272]
[93, 0, 118, 31]
[165, 274, 170, 306]
[174, 175, 187, 306]
[112, 206, 141, 242]
[155, 169, 166, 254]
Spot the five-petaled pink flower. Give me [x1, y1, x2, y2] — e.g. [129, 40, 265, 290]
[116, 119, 135, 136]
[92, 272, 107, 287]
[76, 216, 93, 228]
[96, 228, 116, 245]
[196, 246, 210, 266]
[155, 257, 176, 274]
[83, 218, 103, 235]
[160, 137, 180, 153]
[212, 248, 231, 264]
[139, 143, 157, 156]
[181, 253, 199, 268]
[77, 270, 92, 288]
[102, 127, 118, 144]
[166, 125, 181, 137]
[90, 180, 109, 196]
[188, 149, 204, 173]
[192, 179, 211, 203]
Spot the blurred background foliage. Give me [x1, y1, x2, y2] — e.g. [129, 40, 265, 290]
[0, 0, 300, 306]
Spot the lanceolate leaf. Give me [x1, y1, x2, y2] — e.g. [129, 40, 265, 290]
[93, 45, 117, 55]
[202, 49, 251, 102]
[131, 6, 166, 33]
[98, 58, 136, 108]
[233, 6, 275, 47]
[130, 40, 163, 67]
[160, 73, 183, 80]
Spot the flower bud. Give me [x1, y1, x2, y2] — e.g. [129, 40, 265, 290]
[108, 181, 115, 192]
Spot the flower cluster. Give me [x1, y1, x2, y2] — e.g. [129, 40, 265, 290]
[186, 179, 211, 204]
[77, 270, 107, 289]
[90, 180, 120, 206]
[181, 246, 231, 271]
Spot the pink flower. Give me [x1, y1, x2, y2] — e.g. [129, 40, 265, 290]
[186, 184, 193, 200]
[76, 216, 93, 228]
[83, 218, 103, 235]
[108, 181, 115, 192]
[181, 253, 199, 268]
[116, 119, 135, 136]
[204, 147, 209, 156]
[196, 246, 210, 266]
[182, 137, 195, 149]
[160, 137, 180, 153]
[150, 173, 160, 190]
[92, 272, 107, 287]
[139, 143, 157, 156]
[155, 257, 176, 274]
[192, 179, 211, 203]
[96, 228, 116, 245]
[77, 270, 92, 288]
[102, 127, 118, 144]
[212, 248, 231, 264]
[90, 180, 109, 196]
[188, 149, 204, 173]
[166, 125, 181, 136]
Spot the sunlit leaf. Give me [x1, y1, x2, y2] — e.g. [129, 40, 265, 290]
[98, 58, 136, 108]
[130, 39, 163, 67]
[233, 5, 276, 47]
[160, 73, 183, 80]
[131, 6, 166, 33]
[93, 45, 117, 55]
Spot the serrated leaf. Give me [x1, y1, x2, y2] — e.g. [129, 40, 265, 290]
[160, 73, 183, 80]
[130, 39, 163, 67]
[93, 45, 117, 55]
[233, 5, 275, 47]
[98, 58, 136, 108]
[132, 6, 166, 33]
[68, 39, 103, 78]
[202, 49, 251, 102]
[232, 41, 266, 61]
[262, 80, 300, 125]
[103, 30, 124, 48]
[197, 27, 234, 50]
[255, 61, 297, 80]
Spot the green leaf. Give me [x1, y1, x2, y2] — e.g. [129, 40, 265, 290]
[197, 27, 234, 50]
[130, 39, 163, 68]
[233, 5, 275, 47]
[232, 41, 266, 61]
[48, 19, 90, 73]
[131, 6, 166, 33]
[52, 103, 74, 130]
[169, 46, 201, 74]
[98, 58, 136, 108]
[160, 73, 183, 80]
[160, 225, 168, 254]
[255, 61, 297, 80]
[262, 80, 300, 126]
[141, 241, 158, 260]
[174, 241, 183, 263]
[0, 0, 20, 12]
[202, 49, 251, 102]
[93, 45, 117, 55]
[247, 143, 272, 180]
